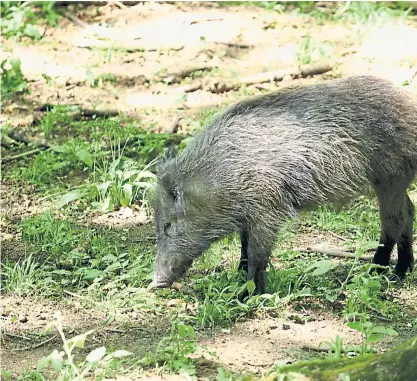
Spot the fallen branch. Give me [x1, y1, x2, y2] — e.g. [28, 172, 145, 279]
[2, 148, 48, 163]
[34, 104, 119, 119]
[7, 128, 34, 146]
[210, 41, 253, 49]
[1, 133, 18, 148]
[340, 47, 358, 56]
[328, 231, 349, 242]
[206, 61, 333, 93]
[305, 246, 373, 261]
[243, 360, 275, 367]
[66, 108, 119, 120]
[11, 335, 57, 352]
[175, 83, 202, 93]
[35, 103, 81, 112]
[190, 17, 224, 25]
[103, 132, 186, 151]
[160, 65, 213, 84]
[302, 343, 364, 354]
[63, 290, 88, 299]
[75, 39, 184, 52]
[7, 128, 51, 150]
[103, 328, 126, 334]
[5, 332, 32, 341]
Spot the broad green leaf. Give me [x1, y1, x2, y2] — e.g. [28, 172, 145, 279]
[367, 334, 385, 343]
[85, 68, 95, 87]
[75, 148, 93, 167]
[83, 269, 103, 281]
[23, 24, 41, 39]
[104, 262, 121, 273]
[122, 169, 141, 181]
[57, 190, 83, 208]
[177, 323, 186, 339]
[121, 183, 133, 207]
[132, 181, 155, 189]
[67, 331, 94, 349]
[187, 325, 195, 341]
[246, 279, 256, 295]
[136, 170, 157, 180]
[86, 346, 106, 363]
[109, 350, 133, 358]
[49, 143, 69, 153]
[369, 326, 398, 336]
[10, 57, 22, 72]
[96, 181, 112, 196]
[347, 321, 364, 333]
[109, 158, 121, 173]
[14, 81, 27, 92]
[50, 357, 63, 372]
[36, 356, 49, 372]
[308, 260, 335, 276]
[101, 254, 117, 262]
[100, 196, 112, 212]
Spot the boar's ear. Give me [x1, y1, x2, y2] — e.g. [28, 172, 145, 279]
[161, 172, 175, 195]
[160, 172, 184, 205]
[160, 146, 177, 164]
[160, 172, 186, 213]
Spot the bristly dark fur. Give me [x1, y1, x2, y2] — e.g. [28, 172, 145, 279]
[153, 76, 417, 293]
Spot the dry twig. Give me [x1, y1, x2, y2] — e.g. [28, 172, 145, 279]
[63, 10, 88, 28]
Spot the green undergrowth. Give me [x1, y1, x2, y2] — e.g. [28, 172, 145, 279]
[3, 108, 190, 212]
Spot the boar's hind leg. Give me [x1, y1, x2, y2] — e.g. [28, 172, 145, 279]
[374, 180, 415, 278]
[395, 195, 415, 278]
[246, 227, 274, 295]
[238, 231, 249, 273]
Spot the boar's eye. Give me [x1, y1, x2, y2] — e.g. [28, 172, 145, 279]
[163, 222, 171, 236]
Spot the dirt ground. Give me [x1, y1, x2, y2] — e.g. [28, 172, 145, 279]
[2, 2, 417, 380]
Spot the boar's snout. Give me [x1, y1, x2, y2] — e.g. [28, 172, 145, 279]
[154, 266, 174, 289]
[155, 278, 173, 289]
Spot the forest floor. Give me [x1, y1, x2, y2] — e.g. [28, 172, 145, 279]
[1, 2, 417, 380]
